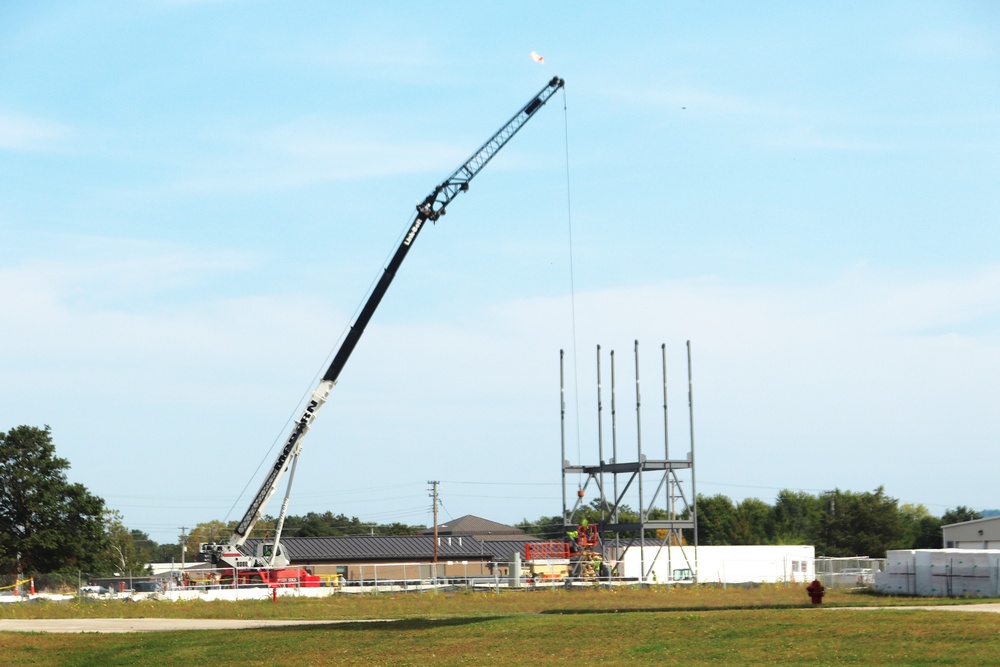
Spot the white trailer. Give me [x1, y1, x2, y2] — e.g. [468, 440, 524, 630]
[616, 545, 816, 584]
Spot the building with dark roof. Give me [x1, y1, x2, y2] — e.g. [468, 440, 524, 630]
[243, 523, 538, 583]
[422, 514, 540, 542]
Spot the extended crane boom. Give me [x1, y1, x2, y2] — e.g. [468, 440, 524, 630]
[201, 77, 564, 571]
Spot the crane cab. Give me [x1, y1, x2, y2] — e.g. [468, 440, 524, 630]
[255, 541, 290, 567]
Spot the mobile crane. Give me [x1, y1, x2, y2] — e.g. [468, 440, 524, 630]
[198, 77, 566, 586]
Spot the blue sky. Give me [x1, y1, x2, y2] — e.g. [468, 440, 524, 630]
[2, 2, 999, 545]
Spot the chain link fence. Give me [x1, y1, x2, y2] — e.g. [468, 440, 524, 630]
[813, 557, 886, 589]
[1, 556, 888, 601]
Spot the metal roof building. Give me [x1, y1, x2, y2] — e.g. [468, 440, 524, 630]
[942, 516, 1000, 549]
[239, 518, 541, 582]
[423, 515, 540, 542]
[244, 535, 491, 562]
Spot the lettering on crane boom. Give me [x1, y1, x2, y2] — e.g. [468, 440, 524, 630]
[272, 398, 319, 473]
[403, 217, 425, 246]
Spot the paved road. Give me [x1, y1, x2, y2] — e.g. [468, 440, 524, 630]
[844, 603, 1000, 614]
[0, 618, 391, 633]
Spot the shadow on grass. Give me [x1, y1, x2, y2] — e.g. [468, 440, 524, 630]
[539, 603, 811, 615]
[262, 616, 506, 632]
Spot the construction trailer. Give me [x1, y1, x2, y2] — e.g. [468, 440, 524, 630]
[616, 545, 816, 584]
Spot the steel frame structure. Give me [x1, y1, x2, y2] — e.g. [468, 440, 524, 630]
[560, 340, 700, 583]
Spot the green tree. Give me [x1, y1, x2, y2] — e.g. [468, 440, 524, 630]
[941, 506, 982, 526]
[183, 520, 234, 556]
[732, 498, 772, 544]
[286, 511, 365, 537]
[105, 511, 150, 575]
[0, 425, 108, 573]
[899, 503, 943, 549]
[150, 541, 183, 563]
[517, 514, 565, 540]
[822, 487, 903, 557]
[260, 511, 423, 538]
[771, 490, 824, 545]
[695, 494, 738, 545]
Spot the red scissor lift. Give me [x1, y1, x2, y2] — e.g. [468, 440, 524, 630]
[524, 524, 605, 581]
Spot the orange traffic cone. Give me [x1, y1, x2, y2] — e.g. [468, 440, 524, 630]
[29, 578, 35, 595]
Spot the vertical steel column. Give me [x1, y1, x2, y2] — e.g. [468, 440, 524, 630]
[596, 345, 606, 523]
[635, 340, 646, 580]
[610, 349, 619, 552]
[661, 342, 672, 578]
[687, 340, 699, 580]
[661, 343, 670, 512]
[560, 349, 568, 530]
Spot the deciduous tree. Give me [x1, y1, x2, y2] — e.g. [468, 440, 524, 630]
[0, 425, 108, 573]
[695, 494, 738, 545]
[105, 511, 150, 575]
[941, 506, 982, 526]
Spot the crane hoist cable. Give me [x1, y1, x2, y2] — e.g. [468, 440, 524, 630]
[558, 85, 583, 475]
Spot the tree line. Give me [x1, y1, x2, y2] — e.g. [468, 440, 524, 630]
[0, 425, 425, 576]
[1, 424, 989, 574]
[518, 489, 984, 558]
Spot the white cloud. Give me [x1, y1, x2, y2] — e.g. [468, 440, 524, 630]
[895, 27, 997, 61]
[4, 249, 999, 533]
[158, 117, 468, 195]
[0, 112, 72, 153]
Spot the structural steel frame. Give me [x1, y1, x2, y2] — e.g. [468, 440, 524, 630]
[560, 341, 700, 583]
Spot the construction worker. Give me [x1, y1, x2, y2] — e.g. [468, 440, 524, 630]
[566, 528, 580, 553]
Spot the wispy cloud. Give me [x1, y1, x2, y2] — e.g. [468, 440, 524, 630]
[5, 248, 1000, 534]
[604, 84, 804, 120]
[0, 112, 72, 153]
[895, 26, 997, 61]
[160, 117, 468, 194]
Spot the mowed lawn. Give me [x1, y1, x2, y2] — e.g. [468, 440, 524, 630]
[2, 587, 999, 666]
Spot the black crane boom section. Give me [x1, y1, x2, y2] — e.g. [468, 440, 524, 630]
[321, 76, 564, 384]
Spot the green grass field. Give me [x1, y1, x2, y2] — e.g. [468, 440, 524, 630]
[2, 586, 999, 666]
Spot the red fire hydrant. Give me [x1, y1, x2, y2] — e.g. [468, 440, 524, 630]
[806, 579, 825, 604]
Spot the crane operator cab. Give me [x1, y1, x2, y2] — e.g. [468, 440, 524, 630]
[255, 542, 290, 567]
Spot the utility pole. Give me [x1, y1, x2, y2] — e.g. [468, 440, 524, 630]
[428, 481, 440, 566]
[179, 527, 188, 570]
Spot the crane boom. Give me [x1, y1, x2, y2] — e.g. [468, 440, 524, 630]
[209, 77, 565, 562]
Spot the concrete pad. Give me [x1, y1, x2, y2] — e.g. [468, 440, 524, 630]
[862, 603, 1000, 614]
[826, 603, 1000, 614]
